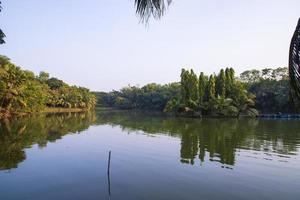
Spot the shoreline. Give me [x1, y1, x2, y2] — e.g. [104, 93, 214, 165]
[259, 114, 300, 119]
[42, 107, 88, 113]
[2, 107, 300, 119]
[95, 107, 300, 119]
[0, 107, 90, 119]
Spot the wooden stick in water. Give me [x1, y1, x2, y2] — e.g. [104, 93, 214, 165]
[107, 150, 111, 175]
[107, 150, 112, 199]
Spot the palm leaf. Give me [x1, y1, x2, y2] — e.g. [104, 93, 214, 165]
[289, 18, 300, 100]
[0, 29, 5, 44]
[0, 1, 5, 44]
[135, 0, 172, 22]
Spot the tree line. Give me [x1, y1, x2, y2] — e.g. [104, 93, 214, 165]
[0, 55, 96, 117]
[0, 53, 293, 117]
[97, 66, 293, 116]
[94, 82, 180, 111]
[97, 68, 257, 117]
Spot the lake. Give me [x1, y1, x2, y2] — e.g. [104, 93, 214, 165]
[0, 111, 300, 200]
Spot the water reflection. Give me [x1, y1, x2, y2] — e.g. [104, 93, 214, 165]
[0, 110, 300, 171]
[0, 112, 96, 170]
[95, 111, 300, 167]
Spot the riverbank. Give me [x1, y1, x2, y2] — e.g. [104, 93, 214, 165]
[259, 114, 300, 119]
[0, 107, 90, 119]
[95, 107, 300, 119]
[42, 107, 88, 113]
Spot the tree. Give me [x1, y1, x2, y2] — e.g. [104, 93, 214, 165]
[46, 78, 64, 90]
[198, 72, 206, 105]
[188, 69, 199, 103]
[208, 75, 216, 101]
[180, 69, 189, 104]
[229, 68, 235, 82]
[1, 56, 96, 116]
[272, 67, 288, 81]
[242, 67, 292, 113]
[38, 71, 50, 83]
[211, 96, 237, 116]
[180, 69, 198, 108]
[261, 68, 273, 80]
[231, 81, 258, 117]
[216, 69, 226, 97]
[240, 70, 261, 83]
[225, 68, 231, 96]
[224, 67, 236, 98]
[0, 60, 29, 112]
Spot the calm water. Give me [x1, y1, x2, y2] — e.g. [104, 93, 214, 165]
[0, 111, 300, 200]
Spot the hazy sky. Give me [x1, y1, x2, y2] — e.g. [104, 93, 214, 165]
[1, 0, 300, 91]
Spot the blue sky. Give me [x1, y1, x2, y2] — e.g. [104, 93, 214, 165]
[1, 0, 300, 91]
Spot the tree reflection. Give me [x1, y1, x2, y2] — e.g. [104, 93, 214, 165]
[95, 111, 300, 167]
[1, 110, 299, 170]
[0, 112, 96, 170]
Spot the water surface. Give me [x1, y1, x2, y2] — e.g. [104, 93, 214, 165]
[0, 111, 300, 200]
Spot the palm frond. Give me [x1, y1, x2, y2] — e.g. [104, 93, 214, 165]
[289, 18, 300, 100]
[135, 0, 172, 22]
[0, 29, 5, 44]
[0, 1, 5, 44]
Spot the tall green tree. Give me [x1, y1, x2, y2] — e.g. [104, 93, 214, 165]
[225, 67, 235, 97]
[229, 68, 235, 82]
[180, 69, 189, 104]
[198, 72, 206, 104]
[225, 68, 231, 95]
[216, 69, 226, 97]
[188, 69, 199, 103]
[208, 75, 216, 101]
[180, 69, 198, 107]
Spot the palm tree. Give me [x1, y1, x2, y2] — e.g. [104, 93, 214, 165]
[135, 0, 172, 22]
[289, 18, 300, 101]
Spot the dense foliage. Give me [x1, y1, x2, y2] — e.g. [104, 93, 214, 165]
[97, 68, 258, 117]
[239, 67, 296, 113]
[1, 54, 294, 117]
[98, 67, 295, 116]
[96, 83, 180, 111]
[0, 56, 96, 116]
[172, 68, 258, 117]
